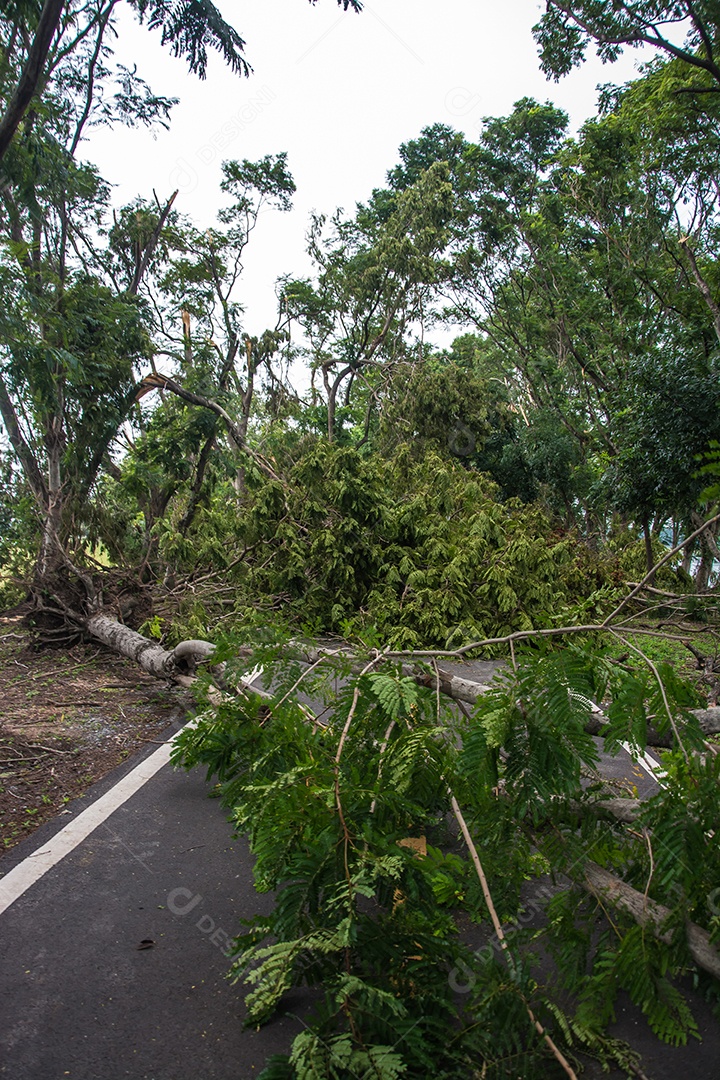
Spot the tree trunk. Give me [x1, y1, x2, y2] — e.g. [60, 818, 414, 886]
[37, 424, 65, 580]
[694, 538, 714, 591]
[583, 861, 720, 981]
[244, 642, 720, 747]
[0, 0, 66, 164]
[85, 614, 215, 679]
[323, 365, 337, 443]
[78, 627, 720, 751]
[642, 519, 655, 583]
[233, 375, 253, 495]
[179, 430, 217, 535]
[0, 373, 47, 502]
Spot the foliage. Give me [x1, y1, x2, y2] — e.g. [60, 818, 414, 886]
[282, 157, 456, 443]
[2, 2, 720, 1076]
[0, 0, 340, 586]
[606, 351, 720, 524]
[6, 20, 720, 594]
[533, 2, 720, 89]
[0, 449, 37, 608]
[172, 629, 720, 1077]
[156, 441, 616, 649]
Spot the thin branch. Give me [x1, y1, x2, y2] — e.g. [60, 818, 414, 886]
[137, 372, 283, 483]
[334, 651, 388, 766]
[68, 1, 116, 157]
[271, 648, 343, 714]
[0, 371, 47, 501]
[548, 1, 720, 85]
[450, 792, 578, 1079]
[333, 651, 388, 891]
[129, 190, 178, 294]
[642, 827, 655, 912]
[604, 511, 720, 626]
[610, 630, 690, 763]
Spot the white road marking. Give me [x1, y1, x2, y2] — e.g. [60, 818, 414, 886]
[0, 666, 263, 918]
[0, 737, 175, 916]
[570, 690, 668, 786]
[622, 742, 667, 784]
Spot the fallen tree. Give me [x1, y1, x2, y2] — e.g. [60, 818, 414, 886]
[9, 514, 717, 1078]
[164, 624, 720, 1076]
[583, 861, 720, 982]
[85, 615, 214, 679]
[77, 614, 720, 751]
[4, 522, 715, 1079]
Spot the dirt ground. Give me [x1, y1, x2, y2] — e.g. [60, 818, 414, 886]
[0, 612, 190, 856]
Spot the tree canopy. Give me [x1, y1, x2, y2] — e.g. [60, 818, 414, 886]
[534, 1, 720, 87]
[1, 2, 720, 1077]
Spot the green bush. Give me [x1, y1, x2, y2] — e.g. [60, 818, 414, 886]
[162, 442, 617, 649]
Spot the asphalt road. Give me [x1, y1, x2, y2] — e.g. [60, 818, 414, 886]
[1, 665, 718, 1080]
[0, 738, 319, 1080]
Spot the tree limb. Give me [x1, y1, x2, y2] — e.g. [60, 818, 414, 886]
[583, 861, 720, 981]
[546, 1, 720, 86]
[0, 0, 66, 165]
[136, 372, 283, 483]
[678, 236, 720, 345]
[451, 791, 579, 1078]
[129, 190, 178, 294]
[0, 370, 47, 501]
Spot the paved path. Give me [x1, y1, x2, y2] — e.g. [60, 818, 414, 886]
[1, 670, 718, 1079]
[0, 726, 314, 1079]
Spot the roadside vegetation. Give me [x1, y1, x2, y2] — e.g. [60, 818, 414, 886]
[1, 1, 720, 1076]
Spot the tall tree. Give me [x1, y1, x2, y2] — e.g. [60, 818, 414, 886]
[0, 0, 361, 591]
[284, 162, 454, 443]
[441, 90, 720, 562]
[116, 152, 296, 539]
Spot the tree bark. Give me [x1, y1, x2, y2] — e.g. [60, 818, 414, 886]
[85, 614, 215, 679]
[37, 421, 65, 580]
[0, 0, 66, 165]
[83, 625, 720, 751]
[72, 615, 720, 795]
[178, 429, 217, 535]
[572, 797, 642, 823]
[583, 861, 720, 982]
[694, 538, 714, 592]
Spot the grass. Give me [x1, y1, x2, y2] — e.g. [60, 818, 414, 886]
[603, 616, 719, 704]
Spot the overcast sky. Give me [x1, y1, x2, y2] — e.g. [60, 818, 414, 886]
[87, 0, 642, 340]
